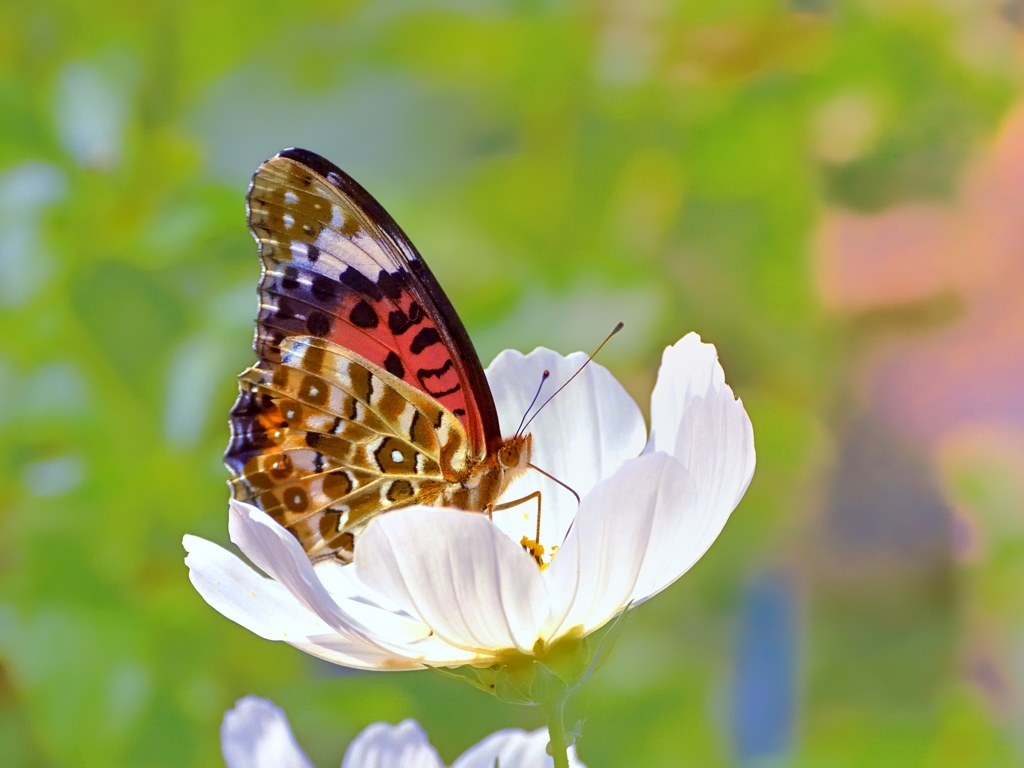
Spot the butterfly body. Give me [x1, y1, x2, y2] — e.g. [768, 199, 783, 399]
[225, 149, 531, 562]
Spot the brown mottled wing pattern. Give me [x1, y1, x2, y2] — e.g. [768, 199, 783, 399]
[225, 148, 500, 562]
[229, 336, 470, 561]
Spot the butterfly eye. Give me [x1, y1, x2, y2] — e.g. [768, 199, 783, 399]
[498, 443, 520, 468]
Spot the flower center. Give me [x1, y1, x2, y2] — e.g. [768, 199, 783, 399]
[520, 536, 555, 569]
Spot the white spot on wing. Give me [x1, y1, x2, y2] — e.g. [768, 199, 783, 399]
[284, 191, 299, 204]
[314, 229, 386, 278]
[283, 213, 294, 229]
[311, 199, 409, 277]
[391, 449, 404, 463]
[306, 414, 331, 431]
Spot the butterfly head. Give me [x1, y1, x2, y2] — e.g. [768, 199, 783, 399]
[497, 433, 532, 474]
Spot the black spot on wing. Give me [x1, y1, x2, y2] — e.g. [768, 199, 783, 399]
[340, 267, 383, 301]
[386, 479, 415, 502]
[416, 360, 461, 399]
[377, 270, 403, 300]
[349, 301, 378, 328]
[388, 308, 419, 335]
[417, 359, 453, 381]
[408, 410, 421, 442]
[425, 381, 461, 399]
[281, 265, 300, 290]
[306, 310, 332, 337]
[311, 273, 339, 303]
[384, 351, 405, 379]
[272, 295, 298, 321]
[410, 327, 442, 354]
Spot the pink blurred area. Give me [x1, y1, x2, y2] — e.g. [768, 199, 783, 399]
[813, 101, 1024, 729]
[815, 103, 1024, 447]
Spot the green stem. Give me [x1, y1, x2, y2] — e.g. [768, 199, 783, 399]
[541, 695, 571, 768]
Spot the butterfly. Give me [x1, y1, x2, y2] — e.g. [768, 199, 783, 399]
[224, 148, 533, 563]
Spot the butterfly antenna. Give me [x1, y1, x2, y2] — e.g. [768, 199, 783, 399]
[516, 370, 550, 437]
[520, 321, 624, 434]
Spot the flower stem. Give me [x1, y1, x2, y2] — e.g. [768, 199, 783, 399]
[542, 695, 571, 768]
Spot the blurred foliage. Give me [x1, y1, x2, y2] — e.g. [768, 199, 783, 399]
[1, 0, 1022, 766]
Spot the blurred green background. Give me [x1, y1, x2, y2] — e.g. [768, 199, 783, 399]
[4, 0, 1024, 765]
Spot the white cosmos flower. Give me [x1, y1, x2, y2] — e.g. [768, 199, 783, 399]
[221, 695, 585, 768]
[184, 333, 755, 670]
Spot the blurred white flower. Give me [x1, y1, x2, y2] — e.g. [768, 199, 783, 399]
[221, 696, 313, 768]
[185, 334, 755, 672]
[221, 695, 585, 768]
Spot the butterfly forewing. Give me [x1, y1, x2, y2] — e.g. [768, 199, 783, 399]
[243, 148, 500, 453]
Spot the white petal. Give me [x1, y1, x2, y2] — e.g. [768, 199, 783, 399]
[486, 347, 646, 547]
[227, 501, 375, 642]
[304, 633, 487, 668]
[452, 728, 587, 768]
[225, 504, 488, 665]
[315, 560, 415, 615]
[342, 719, 443, 768]
[288, 636, 425, 670]
[542, 453, 696, 638]
[647, 334, 754, 564]
[312, 561, 435, 646]
[648, 333, 722, 455]
[355, 507, 549, 654]
[221, 695, 314, 768]
[185, 534, 333, 642]
[184, 535, 419, 670]
[627, 456, 733, 604]
[313, 563, 486, 665]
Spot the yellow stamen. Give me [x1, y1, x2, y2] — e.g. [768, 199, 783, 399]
[520, 536, 546, 568]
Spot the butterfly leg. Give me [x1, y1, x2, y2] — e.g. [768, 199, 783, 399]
[491, 490, 542, 521]
[489, 492, 545, 564]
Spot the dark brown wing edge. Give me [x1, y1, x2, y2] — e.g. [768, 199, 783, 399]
[275, 147, 505, 455]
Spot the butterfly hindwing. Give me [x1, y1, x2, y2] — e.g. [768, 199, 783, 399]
[228, 336, 469, 561]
